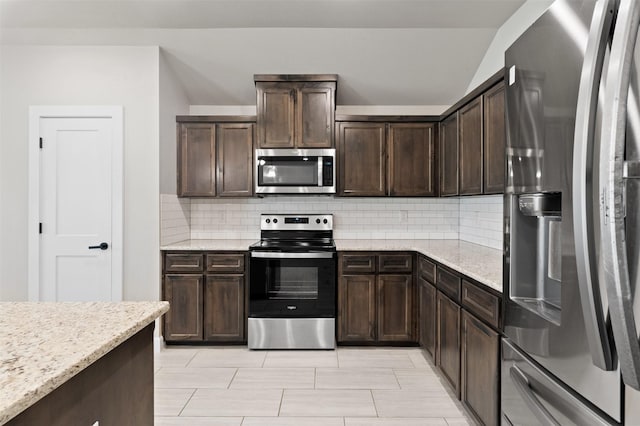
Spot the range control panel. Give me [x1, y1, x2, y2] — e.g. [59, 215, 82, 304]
[260, 214, 333, 231]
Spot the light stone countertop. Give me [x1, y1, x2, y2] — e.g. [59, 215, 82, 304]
[0, 301, 169, 425]
[335, 239, 503, 293]
[161, 239, 258, 251]
[160, 238, 503, 293]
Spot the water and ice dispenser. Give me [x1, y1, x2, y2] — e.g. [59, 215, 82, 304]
[509, 192, 562, 325]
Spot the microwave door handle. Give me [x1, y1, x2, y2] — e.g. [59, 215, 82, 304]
[600, 0, 640, 390]
[318, 156, 323, 186]
[510, 366, 561, 426]
[572, 0, 616, 371]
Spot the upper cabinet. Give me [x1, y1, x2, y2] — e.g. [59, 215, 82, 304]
[177, 117, 255, 198]
[337, 118, 437, 197]
[439, 112, 459, 197]
[483, 81, 506, 194]
[178, 123, 216, 197]
[255, 74, 337, 148]
[440, 71, 506, 196]
[459, 97, 483, 195]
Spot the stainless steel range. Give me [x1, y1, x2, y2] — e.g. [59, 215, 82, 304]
[248, 214, 336, 349]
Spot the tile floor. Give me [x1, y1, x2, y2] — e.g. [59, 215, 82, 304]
[154, 346, 473, 426]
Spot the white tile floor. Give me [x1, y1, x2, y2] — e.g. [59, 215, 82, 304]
[154, 346, 473, 426]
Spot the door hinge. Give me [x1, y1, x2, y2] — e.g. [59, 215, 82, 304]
[39, 223, 42, 234]
[39, 138, 43, 149]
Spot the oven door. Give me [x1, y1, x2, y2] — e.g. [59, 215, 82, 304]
[249, 251, 336, 318]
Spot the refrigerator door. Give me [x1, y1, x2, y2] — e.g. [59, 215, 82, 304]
[504, 0, 621, 421]
[599, 0, 640, 391]
[501, 338, 615, 426]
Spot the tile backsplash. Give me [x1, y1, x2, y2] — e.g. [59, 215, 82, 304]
[459, 195, 503, 250]
[160, 194, 504, 250]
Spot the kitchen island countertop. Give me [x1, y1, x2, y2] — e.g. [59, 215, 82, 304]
[0, 301, 169, 425]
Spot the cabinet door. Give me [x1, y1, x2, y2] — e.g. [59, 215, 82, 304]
[419, 277, 437, 361]
[337, 122, 386, 196]
[297, 84, 335, 148]
[483, 81, 506, 194]
[256, 85, 295, 148]
[178, 123, 216, 197]
[338, 274, 376, 342]
[163, 274, 203, 341]
[216, 123, 254, 197]
[461, 310, 499, 426]
[439, 112, 459, 196]
[377, 274, 415, 342]
[437, 291, 461, 398]
[459, 97, 483, 195]
[204, 274, 245, 342]
[388, 123, 436, 196]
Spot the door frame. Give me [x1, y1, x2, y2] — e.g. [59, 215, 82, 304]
[28, 106, 124, 301]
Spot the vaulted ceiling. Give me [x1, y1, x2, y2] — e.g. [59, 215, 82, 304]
[0, 0, 527, 106]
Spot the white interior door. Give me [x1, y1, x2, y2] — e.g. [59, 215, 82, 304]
[29, 107, 123, 301]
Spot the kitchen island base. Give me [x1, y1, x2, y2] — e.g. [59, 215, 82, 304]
[7, 324, 154, 426]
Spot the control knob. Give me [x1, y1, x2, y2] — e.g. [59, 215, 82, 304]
[273, 218, 278, 223]
[323, 219, 328, 224]
[316, 219, 321, 224]
[265, 219, 271, 224]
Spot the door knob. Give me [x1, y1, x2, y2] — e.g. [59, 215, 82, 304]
[88, 242, 109, 250]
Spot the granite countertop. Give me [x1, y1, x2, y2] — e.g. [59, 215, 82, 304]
[161, 238, 503, 293]
[335, 239, 503, 293]
[0, 301, 169, 425]
[161, 239, 258, 251]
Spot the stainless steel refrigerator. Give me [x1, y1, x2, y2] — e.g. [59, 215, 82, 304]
[503, 0, 640, 424]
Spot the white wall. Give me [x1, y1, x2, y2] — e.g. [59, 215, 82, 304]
[466, 0, 554, 91]
[159, 49, 189, 195]
[0, 45, 160, 301]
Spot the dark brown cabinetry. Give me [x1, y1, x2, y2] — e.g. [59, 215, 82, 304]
[388, 123, 436, 196]
[459, 97, 483, 195]
[338, 252, 415, 343]
[437, 290, 461, 398]
[216, 123, 254, 197]
[462, 309, 500, 426]
[337, 120, 436, 197]
[178, 123, 216, 197]
[177, 117, 255, 198]
[337, 122, 386, 196]
[483, 81, 506, 194]
[438, 71, 507, 196]
[439, 113, 459, 196]
[163, 273, 204, 341]
[162, 251, 247, 343]
[255, 74, 337, 148]
[418, 256, 437, 360]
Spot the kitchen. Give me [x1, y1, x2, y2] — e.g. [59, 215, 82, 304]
[3, 0, 640, 425]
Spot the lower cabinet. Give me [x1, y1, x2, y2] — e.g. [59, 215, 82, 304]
[437, 290, 461, 398]
[162, 251, 246, 343]
[163, 274, 203, 342]
[461, 309, 500, 426]
[204, 274, 245, 342]
[418, 276, 437, 360]
[337, 252, 416, 343]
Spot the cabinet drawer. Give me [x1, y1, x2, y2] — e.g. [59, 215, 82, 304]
[341, 254, 376, 274]
[462, 280, 501, 329]
[206, 253, 245, 273]
[418, 256, 436, 283]
[378, 254, 413, 273]
[165, 253, 204, 272]
[437, 266, 461, 302]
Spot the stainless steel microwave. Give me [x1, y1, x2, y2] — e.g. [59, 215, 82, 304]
[255, 149, 336, 195]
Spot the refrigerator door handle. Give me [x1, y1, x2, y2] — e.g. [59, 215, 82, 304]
[600, 0, 640, 390]
[572, 0, 617, 371]
[510, 366, 561, 426]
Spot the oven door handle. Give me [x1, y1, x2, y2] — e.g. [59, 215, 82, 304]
[250, 251, 335, 259]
